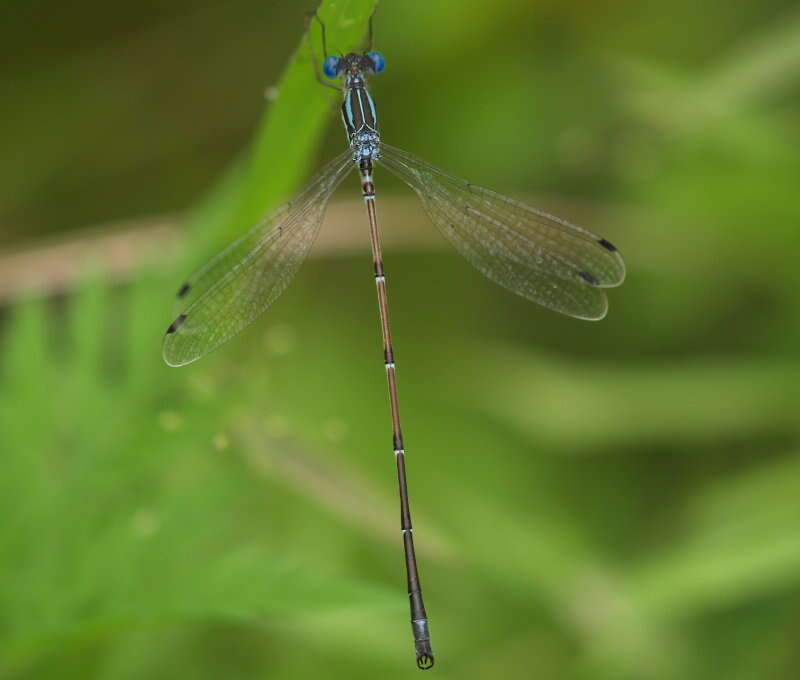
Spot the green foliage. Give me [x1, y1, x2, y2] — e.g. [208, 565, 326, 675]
[180, 0, 380, 262]
[2, 1, 800, 679]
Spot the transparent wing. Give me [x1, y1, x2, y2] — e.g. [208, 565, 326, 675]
[377, 143, 625, 320]
[163, 149, 354, 366]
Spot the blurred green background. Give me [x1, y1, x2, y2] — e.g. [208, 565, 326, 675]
[2, 0, 800, 678]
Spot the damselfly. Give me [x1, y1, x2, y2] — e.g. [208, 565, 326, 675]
[163, 12, 625, 670]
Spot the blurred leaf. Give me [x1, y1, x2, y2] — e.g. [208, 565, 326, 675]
[631, 454, 800, 620]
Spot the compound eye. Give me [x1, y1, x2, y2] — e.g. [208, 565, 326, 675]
[366, 51, 385, 74]
[323, 56, 340, 79]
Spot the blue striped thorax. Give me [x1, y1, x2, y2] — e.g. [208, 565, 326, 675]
[323, 51, 385, 161]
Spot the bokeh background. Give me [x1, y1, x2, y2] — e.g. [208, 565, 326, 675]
[2, 0, 800, 678]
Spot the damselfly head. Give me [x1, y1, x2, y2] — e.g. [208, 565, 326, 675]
[323, 52, 385, 79]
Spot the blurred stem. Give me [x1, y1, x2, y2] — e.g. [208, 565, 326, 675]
[618, 7, 800, 131]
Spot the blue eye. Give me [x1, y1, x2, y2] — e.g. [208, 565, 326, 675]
[323, 56, 340, 79]
[366, 51, 385, 74]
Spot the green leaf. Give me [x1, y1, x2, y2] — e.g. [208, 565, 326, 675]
[183, 0, 378, 262]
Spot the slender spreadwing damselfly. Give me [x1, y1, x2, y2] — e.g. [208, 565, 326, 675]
[163, 11, 625, 670]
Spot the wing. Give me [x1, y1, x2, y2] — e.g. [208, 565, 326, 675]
[163, 149, 354, 366]
[377, 143, 625, 320]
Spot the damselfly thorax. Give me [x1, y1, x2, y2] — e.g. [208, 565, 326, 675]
[331, 52, 382, 161]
